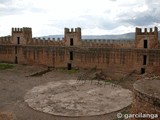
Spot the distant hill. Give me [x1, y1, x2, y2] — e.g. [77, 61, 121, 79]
[38, 31, 160, 40]
[82, 32, 135, 40]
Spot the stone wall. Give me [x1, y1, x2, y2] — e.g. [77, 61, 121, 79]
[131, 79, 160, 120]
[1, 44, 160, 73]
[0, 45, 15, 63]
[0, 36, 11, 44]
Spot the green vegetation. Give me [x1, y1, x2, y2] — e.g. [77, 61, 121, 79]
[0, 63, 14, 70]
[58, 69, 79, 74]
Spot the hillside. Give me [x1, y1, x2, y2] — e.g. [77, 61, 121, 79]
[38, 31, 160, 40]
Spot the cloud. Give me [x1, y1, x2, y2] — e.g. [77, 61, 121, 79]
[0, 0, 13, 4]
[0, 6, 23, 16]
[122, 15, 157, 26]
[0, 0, 45, 16]
[116, 0, 160, 28]
[0, 0, 160, 36]
[109, 0, 117, 1]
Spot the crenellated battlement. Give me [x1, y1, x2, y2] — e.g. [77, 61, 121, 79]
[136, 27, 158, 35]
[0, 26, 157, 49]
[81, 39, 135, 48]
[0, 36, 11, 44]
[135, 26, 158, 49]
[64, 27, 81, 33]
[29, 37, 65, 46]
[12, 27, 32, 33]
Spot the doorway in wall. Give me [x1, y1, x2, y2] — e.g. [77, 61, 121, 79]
[15, 56, 18, 64]
[67, 63, 72, 70]
[141, 68, 145, 74]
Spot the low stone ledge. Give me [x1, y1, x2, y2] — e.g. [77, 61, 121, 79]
[131, 79, 160, 120]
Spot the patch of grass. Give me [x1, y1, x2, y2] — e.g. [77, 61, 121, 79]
[58, 69, 79, 74]
[0, 63, 14, 70]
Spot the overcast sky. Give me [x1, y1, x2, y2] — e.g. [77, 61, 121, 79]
[0, 0, 160, 37]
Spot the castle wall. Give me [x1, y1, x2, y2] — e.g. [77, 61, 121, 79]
[0, 26, 159, 74]
[72, 48, 146, 72]
[0, 44, 160, 73]
[15, 46, 56, 66]
[0, 36, 11, 44]
[0, 45, 15, 63]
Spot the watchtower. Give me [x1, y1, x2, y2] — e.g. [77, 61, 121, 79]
[64, 27, 81, 46]
[135, 27, 158, 49]
[11, 27, 32, 45]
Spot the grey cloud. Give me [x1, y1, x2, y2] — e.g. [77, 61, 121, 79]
[0, 6, 24, 16]
[118, 0, 160, 27]
[48, 15, 120, 31]
[0, 2, 46, 16]
[145, 0, 160, 5]
[97, 19, 119, 30]
[0, 0, 13, 4]
[47, 19, 88, 29]
[122, 15, 158, 26]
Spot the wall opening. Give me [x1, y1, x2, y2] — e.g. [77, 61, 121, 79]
[70, 38, 73, 46]
[141, 68, 145, 74]
[144, 40, 148, 48]
[17, 37, 20, 44]
[143, 55, 147, 65]
[67, 63, 72, 70]
[15, 56, 18, 64]
[70, 51, 73, 60]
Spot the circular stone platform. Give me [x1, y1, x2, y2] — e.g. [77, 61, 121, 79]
[24, 80, 132, 116]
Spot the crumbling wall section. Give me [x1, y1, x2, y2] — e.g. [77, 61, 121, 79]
[131, 79, 160, 120]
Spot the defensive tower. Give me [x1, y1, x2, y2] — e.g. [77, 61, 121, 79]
[64, 27, 81, 46]
[135, 27, 158, 49]
[11, 27, 32, 45]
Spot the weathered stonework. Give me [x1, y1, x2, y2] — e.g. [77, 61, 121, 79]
[0, 112, 15, 120]
[0, 27, 159, 74]
[131, 79, 160, 120]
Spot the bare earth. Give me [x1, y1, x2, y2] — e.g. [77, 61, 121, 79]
[0, 65, 134, 120]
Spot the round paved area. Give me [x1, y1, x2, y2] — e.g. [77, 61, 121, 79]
[25, 80, 132, 116]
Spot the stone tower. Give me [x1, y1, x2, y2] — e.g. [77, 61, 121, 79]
[63, 27, 81, 70]
[11, 27, 32, 45]
[135, 27, 158, 49]
[64, 27, 81, 46]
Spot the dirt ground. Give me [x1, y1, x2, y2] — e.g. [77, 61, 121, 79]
[0, 65, 136, 120]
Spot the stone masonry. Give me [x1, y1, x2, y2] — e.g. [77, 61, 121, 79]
[0, 27, 159, 74]
[131, 79, 160, 120]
